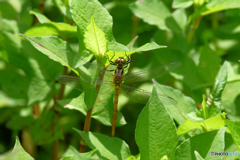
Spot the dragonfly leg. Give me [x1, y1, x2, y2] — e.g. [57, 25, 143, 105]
[106, 69, 115, 72]
[107, 52, 116, 65]
[124, 51, 132, 68]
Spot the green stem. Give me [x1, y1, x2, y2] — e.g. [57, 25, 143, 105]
[187, 16, 202, 43]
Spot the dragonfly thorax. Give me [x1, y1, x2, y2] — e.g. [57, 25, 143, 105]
[113, 57, 125, 87]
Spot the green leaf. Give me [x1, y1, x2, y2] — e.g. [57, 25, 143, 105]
[61, 146, 98, 160]
[176, 127, 227, 160]
[0, 19, 21, 61]
[7, 115, 34, 131]
[222, 81, 240, 120]
[152, 81, 198, 125]
[134, 42, 166, 52]
[177, 113, 226, 135]
[135, 84, 178, 160]
[194, 151, 204, 160]
[30, 110, 64, 145]
[30, 9, 51, 23]
[58, 94, 126, 126]
[172, 0, 193, 8]
[25, 23, 77, 38]
[20, 34, 76, 72]
[53, 0, 72, 19]
[84, 16, 107, 60]
[172, 9, 188, 31]
[105, 42, 166, 66]
[70, 0, 128, 53]
[126, 155, 138, 160]
[129, 0, 182, 32]
[0, 136, 34, 160]
[152, 49, 205, 90]
[129, 0, 171, 31]
[126, 36, 138, 50]
[188, 0, 240, 24]
[216, 21, 240, 35]
[19, 39, 63, 106]
[197, 44, 221, 85]
[27, 77, 53, 106]
[225, 120, 240, 151]
[0, 70, 29, 99]
[225, 132, 240, 157]
[74, 129, 131, 160]
[209, 61, 228, 117]
[58, 94, 86, 113]
[161, 155, 168, 160]
[0, 1, 21, 20]
[70, 0, 113, 42]
[204, 127, 227, 159]
[0, 91, 25, 107]
[28, 10, 77, 38]
[3, 27, 62, 106]
[226, 61, 240, 82]
[24, 23, 59, 37]
[60, 156, 75, 160]
[193, 0, 205, 7]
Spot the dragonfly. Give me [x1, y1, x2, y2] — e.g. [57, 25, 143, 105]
[57, 49, 181, 135]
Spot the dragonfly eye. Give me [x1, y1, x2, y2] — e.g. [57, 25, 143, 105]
[115, 57, 126, 64]
[115, 58, 121, 63]
[121, 59, 126, 64]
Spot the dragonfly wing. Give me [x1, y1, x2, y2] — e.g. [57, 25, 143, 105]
[56, 75, 85, 91]
[58, 49, 115, 80]
[58, 49, 91, 68]
[56, 75, 113, 91]
[121, 84, 178, 105]
[123, 62, 182, 84]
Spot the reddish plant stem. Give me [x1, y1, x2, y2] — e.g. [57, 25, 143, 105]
[32, 103, 41, 118]
[33, 0, 46, 25]
[79, 107, 93, 153]
[79, 67, 107, 153]
[53, 140, 59, 160]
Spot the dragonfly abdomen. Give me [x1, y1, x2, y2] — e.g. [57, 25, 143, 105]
[112, 86, 121, 136]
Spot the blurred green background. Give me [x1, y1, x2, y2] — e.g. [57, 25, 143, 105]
[0, 0, 240, 159]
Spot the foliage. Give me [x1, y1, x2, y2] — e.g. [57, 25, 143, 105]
[0, 0, 240, 160]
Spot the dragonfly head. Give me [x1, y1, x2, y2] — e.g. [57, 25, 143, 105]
[115, 57, 126, 65]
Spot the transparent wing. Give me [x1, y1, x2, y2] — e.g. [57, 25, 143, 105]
[56, 75, 85, 91]
[56, 75, 114, 91]
[120, 84, 178, 105]
[58, 49, 115, 81]
[123, 62, 182, 84]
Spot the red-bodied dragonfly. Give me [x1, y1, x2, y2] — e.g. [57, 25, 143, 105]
[57, 49, 181, 135]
